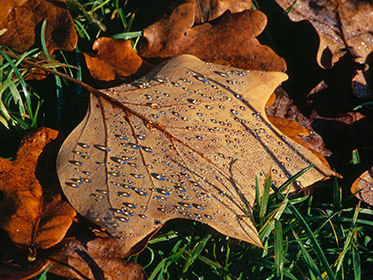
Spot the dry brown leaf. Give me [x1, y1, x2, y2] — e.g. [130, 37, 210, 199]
[268, 115, 331, 169]
[49, 229, 147, 280]
[139, 6, 286, 72]
[84, 38, 143, 81]
[275, 0, 373, 98]
[0, 0, 77, 53]
[351, 167, 373, 206]
[184, 0, 252, 23]
[0, 127, 76, 249]
[57, 54, 333, 256]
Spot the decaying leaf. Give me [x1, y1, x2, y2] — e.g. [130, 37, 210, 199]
[49, 229, 147, 280]
[139, 6, 286, 72]
[185, 0, 252, 23]
[351, 167, 373, 206]
[275, 0, 373, 98]
[84, 38, 143, 81]
[57, 54, 334, 256]
[0, 0, 77, 53]
[0, 127, 76, 249]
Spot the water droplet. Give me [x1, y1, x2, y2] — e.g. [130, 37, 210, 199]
[69, 160, 83, 166]
[116, 217, 130, 223]
[139, 214, 147, 219]
[179, 202, 192, 208]
[78, 143, 90, 149]
[82, 170, 91, 176]
[94, 144, 111, 152]
[111, 157, 127, 164]
[109, 171, 120, 177]
[117, 191, 131, 198]
[123, 202, 137, 209]
[96, 189, 109, 195]
[142, 146, 153, 153]
[131, 173, 145, 179]
[194, 204, 206, 210]
[205, 105, 212, 110]
[152, 114, 160, 119]
[90, 194, 104, 199]
[134, 187, 148, 196]
[152, 173, 166, 181]
[66, 182, 80, 188]
[196, 135, 204, 141]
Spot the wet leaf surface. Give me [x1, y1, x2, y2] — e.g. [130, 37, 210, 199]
[0, 0, 77, 54]
[0, 127, 76, 249]
[84, 38, 144, 81]
[275, 0, 373, 98]
[139, 7, 286, 72]
[57, 54, 333, 256]
[351, 167, 373, 206]
[48, 229, 147, 280]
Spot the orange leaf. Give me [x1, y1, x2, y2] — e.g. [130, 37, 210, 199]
[84, 38, 143, 81]
[139, 6, 286, 72]
[0, 128, 76, 250]
[49, 229, 147, 280]
[0, 0, 77, 54]
[185, 0, 252, 23]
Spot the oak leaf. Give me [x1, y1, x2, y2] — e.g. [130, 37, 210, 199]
[275, 0, 373, 98]
[84, 38, 143, 81]
[138, 6, 286, 72]
[0, 0, 77, 54]
[184, 0, 252, 23]
[351, 167, 373, 206]
[48, 229, 147, 280]
[57, 54, 333, 256]
[0, 127, 76, 249]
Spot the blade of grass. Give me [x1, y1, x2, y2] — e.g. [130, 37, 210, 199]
[291, 229, 321, 280]
[274, 220, 284, 280]
[272, 166, 337, 280]
[182, 234, 211, 273]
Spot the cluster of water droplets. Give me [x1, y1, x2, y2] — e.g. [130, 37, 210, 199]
[60, 56, 323, 245]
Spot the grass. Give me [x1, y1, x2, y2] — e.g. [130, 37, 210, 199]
[122, 168, 372, 280]
[1, 0, 371, 279]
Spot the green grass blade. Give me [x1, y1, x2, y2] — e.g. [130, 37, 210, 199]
[291, 229, 321, 279]
[274, 220, 284, 280]
[112, 31, 142, 40]
[272, 173, 337, 280]
[259, 172, 272, 227]
[182, 234, 211, 273]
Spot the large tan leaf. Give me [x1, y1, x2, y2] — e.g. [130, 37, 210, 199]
[57, 54, 333, 256]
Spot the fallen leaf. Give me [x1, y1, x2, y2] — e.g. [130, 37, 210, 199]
[84, 38, 143, 81]
[185, 0, 252, 23]
[57, 54, 334, 256]
[139, 6, 286, 72]
[351, 167, 373, 206]
[48, 229, 147, 280]
[275, 0, 373, 98]
[0, 0, 77, 53]
[0, 127, 76, 249]
[268, 116, 330, 168]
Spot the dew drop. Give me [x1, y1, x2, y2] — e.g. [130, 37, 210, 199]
[139, 214, 148, 219]
[69, 160, 83, 166]
[116, 217, 130, 223]
[78, 143, 91, 149]
[117, 191, 131, 198]
[94, 144, 111, 152]
[109, 171, 120, 177]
